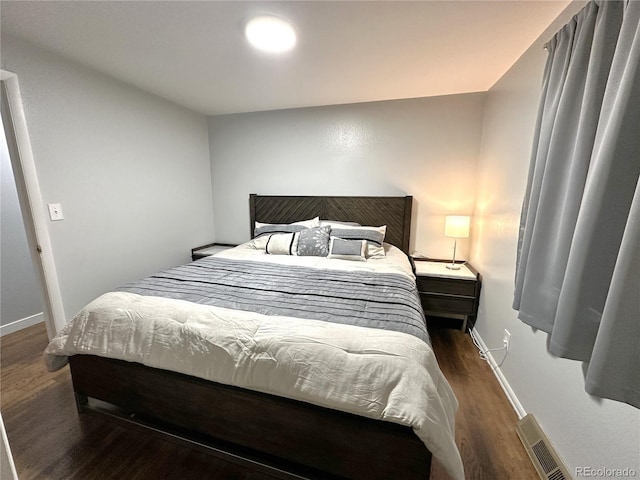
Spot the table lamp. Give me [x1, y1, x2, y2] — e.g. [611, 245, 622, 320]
[444, 215, 470, 270]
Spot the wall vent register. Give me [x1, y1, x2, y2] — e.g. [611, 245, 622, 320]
[516, 414, 572, 480]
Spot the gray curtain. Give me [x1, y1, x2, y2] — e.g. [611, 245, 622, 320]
[514, 0, 640, 408]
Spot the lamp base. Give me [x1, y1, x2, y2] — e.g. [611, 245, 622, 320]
[446, 263, 461, 270]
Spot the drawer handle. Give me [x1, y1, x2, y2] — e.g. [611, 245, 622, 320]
[421, 292, 474, 299]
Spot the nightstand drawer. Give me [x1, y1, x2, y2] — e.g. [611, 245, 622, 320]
[420, 293, 475, 315]
[416, 276, 476, 297]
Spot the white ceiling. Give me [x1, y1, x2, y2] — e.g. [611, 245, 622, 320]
[1, 1, 569, 116]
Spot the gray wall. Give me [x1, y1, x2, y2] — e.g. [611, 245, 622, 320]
[1, 35, 215, 319]
[1, 117, 42, 327]
[208, 94, 486, 259]
[471, 1, 639, 476]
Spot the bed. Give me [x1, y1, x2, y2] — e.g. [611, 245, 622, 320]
[44, 194, 464, 480]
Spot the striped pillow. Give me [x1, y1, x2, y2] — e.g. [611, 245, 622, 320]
[250, 217, 320, 249]
[254, 217, 320, 238]
[330, 225, 387, 258]
[265, 232, 299, 255]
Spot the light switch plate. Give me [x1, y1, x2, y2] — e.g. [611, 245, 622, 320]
[47, 203, 64, 221]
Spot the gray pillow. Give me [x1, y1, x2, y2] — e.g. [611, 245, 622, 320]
[328, 237, 367, 261]
[296, 226, 331, 257]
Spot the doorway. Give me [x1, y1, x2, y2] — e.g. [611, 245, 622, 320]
[1, 71, 65, 339]
[0, 115, 44, 334]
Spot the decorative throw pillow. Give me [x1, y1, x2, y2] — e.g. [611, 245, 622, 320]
[250, 217, 320, 249]
[330, 225, 387, 258]
[265, 232, 299, 255]
[296, 226, 331, 257]
[328, 237, 367, 261]
[251, 235, 272, 250]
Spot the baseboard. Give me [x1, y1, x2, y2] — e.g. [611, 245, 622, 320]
[470, 327, 527, 419]
[0, 312, 44, 337]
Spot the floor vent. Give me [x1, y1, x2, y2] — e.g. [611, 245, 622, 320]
[516, 414, 572, 480]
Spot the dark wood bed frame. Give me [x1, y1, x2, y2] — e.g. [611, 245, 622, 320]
[69, 194, 434, 480]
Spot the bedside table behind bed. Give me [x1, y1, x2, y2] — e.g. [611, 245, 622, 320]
[191, 243, 237, 261]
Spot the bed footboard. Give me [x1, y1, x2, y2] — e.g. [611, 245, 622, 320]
[69, 355, 432, 480]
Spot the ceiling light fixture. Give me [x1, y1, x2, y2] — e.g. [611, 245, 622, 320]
[245, 16, 296, 53]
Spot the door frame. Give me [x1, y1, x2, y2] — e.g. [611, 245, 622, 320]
[1, 70, 66, 338]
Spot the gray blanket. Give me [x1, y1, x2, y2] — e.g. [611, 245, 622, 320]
[117, 256, 429, 343]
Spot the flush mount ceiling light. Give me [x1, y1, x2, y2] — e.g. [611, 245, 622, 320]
[245, 15, 296, 53]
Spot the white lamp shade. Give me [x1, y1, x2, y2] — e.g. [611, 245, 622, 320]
[444, 215, 470, 238]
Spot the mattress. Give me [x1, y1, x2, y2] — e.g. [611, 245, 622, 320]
[44, 243, 464, 480]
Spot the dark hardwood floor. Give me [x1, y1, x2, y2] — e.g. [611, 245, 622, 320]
[1, 321, 537, 480]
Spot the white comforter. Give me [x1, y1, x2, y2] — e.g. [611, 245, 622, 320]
[44, 244, 464, 480]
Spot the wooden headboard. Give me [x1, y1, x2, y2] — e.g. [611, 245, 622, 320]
[249, 194, 413, 254]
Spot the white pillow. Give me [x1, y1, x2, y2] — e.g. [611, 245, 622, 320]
[251, 235, 271, 250]
[265, 232, 300, 255]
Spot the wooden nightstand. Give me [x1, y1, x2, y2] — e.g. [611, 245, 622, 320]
[412, 259, 481, 332]
[191, 243, 237, 261]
